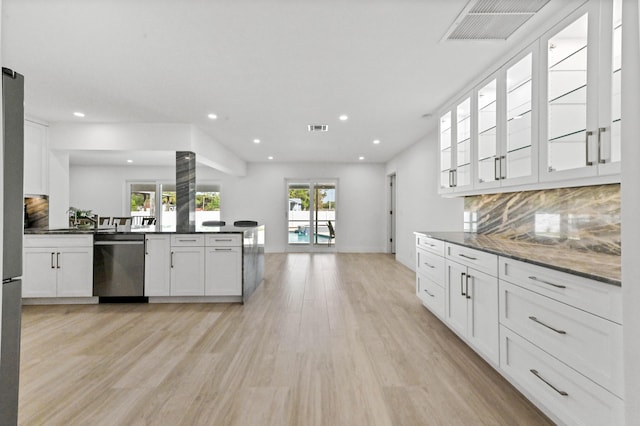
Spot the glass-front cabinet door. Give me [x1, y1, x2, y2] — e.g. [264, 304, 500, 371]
[455, 97, 472, 190]
[476, 77, 499, 188]
[541, 0, 620, 181]
[439, 111, 454, 193]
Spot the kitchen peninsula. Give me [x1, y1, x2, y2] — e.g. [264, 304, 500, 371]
[22, 224, 265, 305]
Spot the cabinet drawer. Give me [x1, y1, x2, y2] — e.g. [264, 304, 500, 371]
[499, 257, 622, 324]
[417, 273, 444, 318]
[24, 235, 92, 248]
[415, 234, 445, 256]
[446, 243, 497, 276]
[205, 234, 241, 247]
[500, 280, 623, 397]
[500, 326, 623, 426]
[171, 234, 204, 247]
[416, 247, 445, 286]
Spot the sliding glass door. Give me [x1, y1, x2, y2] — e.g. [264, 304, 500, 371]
[287, 180, 336, 251]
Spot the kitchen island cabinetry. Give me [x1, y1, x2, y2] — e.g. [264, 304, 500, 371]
[170, 245, 205, 296]
[144, 234, 171, 296]
[205, 234, 242, 296]
[23, 235, 93, 299]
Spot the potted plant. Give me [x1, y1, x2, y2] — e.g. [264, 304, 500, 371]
[67, 207, 94, 228]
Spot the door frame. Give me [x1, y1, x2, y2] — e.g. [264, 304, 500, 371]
[285, 178, 338, 253]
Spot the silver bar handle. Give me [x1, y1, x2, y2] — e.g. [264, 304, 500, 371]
[459, 253, 477, 261]
[178, 239, 198, 242]
[500, 156, 506, 179]
[528, 276, 566, 289]
[215, 248, 233, 251]
[170, 252, 174, 268]
[145, 239, 149, 255]
[423, 262, 435, 269]
[466, 274, 471, 299]
[460, 272, 466, 296]
[449, 170, 453, 188]
[51, 252, 55, 269]
[494, 157, 500, 181]
[585, 130, 594, 166]
[423, 289, 435, 298]
[598, 127, 606, 164]
[56, 252, 61, 269]
[530, 369, 568, 396]
[215, 239, 233, 242]
[453, 169, 457, 187]
[529, 316, 567, 335]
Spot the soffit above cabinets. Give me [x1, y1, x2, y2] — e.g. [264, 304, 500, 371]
[443, 0, 551, 41]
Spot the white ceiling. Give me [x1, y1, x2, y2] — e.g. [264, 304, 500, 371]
[3, 0, 580, 166]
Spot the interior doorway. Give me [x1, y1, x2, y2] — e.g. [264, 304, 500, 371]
[287, 179, 337, 252]
[389, 174, 396, 254]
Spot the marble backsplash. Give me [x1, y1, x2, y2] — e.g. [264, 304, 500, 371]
[464, 184, 620, 255]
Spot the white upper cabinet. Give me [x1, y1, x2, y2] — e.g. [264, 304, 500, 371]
[439, 96, 474, 194]
[23, 120, 49, 195]
[540, 0, 620, 181]
[438, 0, 620, 196]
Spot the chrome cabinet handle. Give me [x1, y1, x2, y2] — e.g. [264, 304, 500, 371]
[51, 252, 55, 269]
[585, 130, 594, 166]
[423, 289, 435, 298]
[170, 252, 174, 268]
[530, 369, 568, 396]
[494, 157, 500, 181]
[178, 239, 197, 242]
[459, 253, 477, 261]
[528, 276, 566, 289]
[453, 169, 457, 187]
[145, 239, 149, 255]
[56, 252, 61, 269]
[215, 248, 233, 251]
[466, 274, 471, 299]
[598, 127, 606, 164]
[215, 239, 233, 242]
[449, 170, 453, 187]
[460, 272, 466, 296]
[500, 156, 506, 179]
[529, 316, 567, 335]
[423, 262, 435, 269]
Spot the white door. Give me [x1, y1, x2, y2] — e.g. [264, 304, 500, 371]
[205, 247, 241, 296]
[22, 248, 57, 297]
[445, 261, 468, 337]
[170, 246, 205, 296]
[57, 248, 93, 297]
[144, 235, 171, 296]
[467, 269, 499, 365]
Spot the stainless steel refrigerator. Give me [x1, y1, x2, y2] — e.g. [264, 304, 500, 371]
[0, 67, 24, 425]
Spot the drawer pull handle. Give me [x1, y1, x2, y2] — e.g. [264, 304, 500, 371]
[459, 253, 477, 261]
[530, 369, 568, 396]
[423, 262, 435, 269]
[529, 316, 567, 335]
[215, 248, 233, 251]
[528, 276, 566, 289]
[423, 289, 435, 298]
[215, 239, 233, 242]
[179, 239, 198, 242]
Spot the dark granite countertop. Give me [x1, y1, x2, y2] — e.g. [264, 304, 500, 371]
[415, 231, 621, 286]
[25, 224, 263, 235]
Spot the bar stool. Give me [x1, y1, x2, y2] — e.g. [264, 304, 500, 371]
[233, 220, 258, 227]
[202, 220, 226, 226]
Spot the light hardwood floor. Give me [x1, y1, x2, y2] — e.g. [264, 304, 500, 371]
[18, 253, 551, 425]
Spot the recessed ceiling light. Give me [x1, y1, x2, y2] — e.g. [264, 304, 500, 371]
[127, 159, 133, 163]
[208, 113, 217, 119]
[339, 115, 348, 121]
[73, 112, 85, 117]
[268, 156, 274, 160]
[253, 139, 261, 144]
[358, 156, 365, 161]
[373, 139, 381, 145]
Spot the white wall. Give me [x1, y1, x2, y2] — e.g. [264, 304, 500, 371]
[70, 161, 387, 253]
[385, 130, 464, 269]
[622, 1, 640, 424]
[48, 151, 70, 228]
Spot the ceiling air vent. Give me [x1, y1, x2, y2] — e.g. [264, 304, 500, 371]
[308, 124, 328, 132]
[443, 0, 550, 41]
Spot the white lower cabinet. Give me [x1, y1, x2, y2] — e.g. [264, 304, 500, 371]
[205, 246, 242, 296]
[501, 326, 623, 425]
[170, 246, 205, 296]
[416, 273, 444, 318]
[23, 235, 93, 298]
[144, 234, 171, 296]
[445, 259, 499, 365]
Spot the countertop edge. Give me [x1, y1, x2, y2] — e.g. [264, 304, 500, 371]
[414, 231, 621, 286]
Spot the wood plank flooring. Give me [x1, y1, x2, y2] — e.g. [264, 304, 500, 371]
[18, 253, 552, 425]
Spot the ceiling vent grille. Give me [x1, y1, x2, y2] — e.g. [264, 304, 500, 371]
[443, 0, 550, 41]
[308, 124, 328, 132]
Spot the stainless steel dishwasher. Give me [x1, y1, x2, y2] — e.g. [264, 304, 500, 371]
[93, 233, 145, 299]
